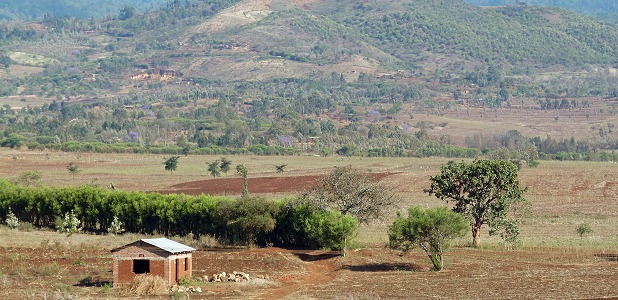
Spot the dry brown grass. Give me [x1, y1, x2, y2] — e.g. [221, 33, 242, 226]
[127, 274, 168, 296]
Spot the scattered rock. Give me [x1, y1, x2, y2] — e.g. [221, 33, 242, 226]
[204, 271, 260, 283]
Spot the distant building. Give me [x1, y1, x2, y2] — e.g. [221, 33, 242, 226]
[111, 238, 196, 287]
[130, 68, 183, 81]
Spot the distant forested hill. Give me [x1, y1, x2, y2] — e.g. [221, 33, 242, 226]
[464, 0, 618, 22]
[0, 0, 170, 20]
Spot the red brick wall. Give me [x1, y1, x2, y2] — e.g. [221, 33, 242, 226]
[167, 254, 192, 285]
[114, 260, 133, 286]
[151, 260, 165, 278]
[112, 244, 193, 287]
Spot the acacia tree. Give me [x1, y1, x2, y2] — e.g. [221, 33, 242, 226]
[164, 156, 180, 174]
[389, 206, 468, 271]
[220, 157, 232, 175]
[425, 160, 528, 247]
[300, 166, 396, 224]
[208, 160, 221, 177]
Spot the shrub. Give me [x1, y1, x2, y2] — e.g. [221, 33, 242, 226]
[107, 216, 125, 235]
[303, 209, 358, 255]
[57, 210, 82, 235]
[389, 207, 468, 271]
[576, 223, 593, 238]
[272, 202, 358, 252]
[5, 208, 19, 229]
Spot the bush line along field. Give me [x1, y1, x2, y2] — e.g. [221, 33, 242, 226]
[1, 148, 616, 248]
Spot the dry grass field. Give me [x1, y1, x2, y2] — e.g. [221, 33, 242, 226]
[0, 148, 617, 299]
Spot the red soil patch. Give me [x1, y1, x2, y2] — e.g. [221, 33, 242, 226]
[158, 173, 395, 196]
[2, 244, 617, 299]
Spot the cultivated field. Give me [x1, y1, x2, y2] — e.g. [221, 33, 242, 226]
[0, 148, 617, 299]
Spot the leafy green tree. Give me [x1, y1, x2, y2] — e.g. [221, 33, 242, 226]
[118, 5, 136, 20]
[236, 164, 249, 198]
[301, 166, 396, 224]
[1, 133, 23, 149]
[208, 160, 221, 178]
[219, 157, 232, 175]
[304, 209, 358, 256]
[164, 156, 180, 174]
[425, 160, 528, 247]
[389, 206, 468, 271]
[499, 87, 509, 103]
[336, 144, 358, 157]
[0, 55, 13, 68]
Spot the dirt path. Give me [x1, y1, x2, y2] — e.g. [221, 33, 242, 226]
[258, 249, 340, 299]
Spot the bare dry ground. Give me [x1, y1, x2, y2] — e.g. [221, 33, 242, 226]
[0, 149, 617, 299]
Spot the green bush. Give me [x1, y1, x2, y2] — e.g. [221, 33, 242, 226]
[576, 223, 593, 238]
[214, 197, 280, 246]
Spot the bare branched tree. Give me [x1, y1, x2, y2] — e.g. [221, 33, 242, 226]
[300, 166, 397, 224]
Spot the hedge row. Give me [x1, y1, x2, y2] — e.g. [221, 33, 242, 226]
[0, 180, 355, 249]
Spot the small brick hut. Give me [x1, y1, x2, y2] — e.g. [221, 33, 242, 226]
[111, 238, 196, 287]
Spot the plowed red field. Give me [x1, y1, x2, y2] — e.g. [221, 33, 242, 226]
[158, 173, 395, 196]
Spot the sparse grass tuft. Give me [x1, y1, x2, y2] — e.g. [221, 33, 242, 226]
[37, 262, 61, 276]
[0, 273, 9, 288]
[17, 222, 34, 232]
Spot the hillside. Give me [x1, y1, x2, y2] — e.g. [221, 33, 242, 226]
[0, 0, 616, 159]
[464, 0, 618, 22]
[0, 0, 170, 20]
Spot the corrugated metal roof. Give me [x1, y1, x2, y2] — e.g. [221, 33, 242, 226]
[140, 238, 196, 254]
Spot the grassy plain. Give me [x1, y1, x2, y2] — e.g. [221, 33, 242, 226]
[0, 148, 617, 299]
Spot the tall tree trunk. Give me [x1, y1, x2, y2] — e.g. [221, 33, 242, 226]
[472, 222, 482, 247]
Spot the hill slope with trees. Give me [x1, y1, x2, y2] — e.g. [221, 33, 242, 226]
[0, 0, 616, 160]
[464, 0, 618, 22]
[0, 0, 170, 20]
